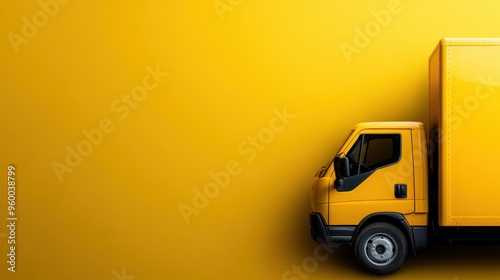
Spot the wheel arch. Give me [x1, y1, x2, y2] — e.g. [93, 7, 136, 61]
[350, 212, 417, 257]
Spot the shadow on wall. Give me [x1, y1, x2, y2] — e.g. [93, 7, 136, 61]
[403, 244, 500, 276]
[266, 176, 317, 257]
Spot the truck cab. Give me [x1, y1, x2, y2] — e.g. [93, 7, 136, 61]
[309, 38, 500, 275]
[310, 121, 428, 274]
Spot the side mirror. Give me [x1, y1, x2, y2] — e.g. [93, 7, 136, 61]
[334, 156, 350, 188]
[334, 156, 350, 179]
[339, 157, 350, 178]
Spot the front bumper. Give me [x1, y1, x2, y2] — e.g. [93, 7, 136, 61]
[309, 212, 330, 244]
[309, 212, 356, 244]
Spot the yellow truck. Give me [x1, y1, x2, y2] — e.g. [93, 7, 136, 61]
[309, 38, 500, 274]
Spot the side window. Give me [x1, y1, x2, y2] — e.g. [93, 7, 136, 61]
[346, 134, 401, 176]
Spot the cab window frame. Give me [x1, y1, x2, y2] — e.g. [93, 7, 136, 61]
[346, 133, 402, 176]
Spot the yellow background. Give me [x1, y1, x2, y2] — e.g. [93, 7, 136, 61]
[1, 0, 499, 279]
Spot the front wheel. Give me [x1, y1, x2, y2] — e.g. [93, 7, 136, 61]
[353, 222, 408, 275]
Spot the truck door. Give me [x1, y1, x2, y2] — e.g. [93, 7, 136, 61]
[329, 129, 415, 225]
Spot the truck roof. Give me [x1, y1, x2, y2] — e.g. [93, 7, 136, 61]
[353, 121, 424, 131]
[439, 38, 500, 46]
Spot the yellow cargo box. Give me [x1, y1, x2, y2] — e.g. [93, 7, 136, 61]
[429, 38, 500, 226]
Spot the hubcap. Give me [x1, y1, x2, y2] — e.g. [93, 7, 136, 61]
[364, 234, 397, 266]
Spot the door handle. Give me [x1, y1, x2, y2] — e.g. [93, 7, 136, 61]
[394, 184, 407, 199]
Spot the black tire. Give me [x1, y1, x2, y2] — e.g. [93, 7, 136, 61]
[353, 222, 408, 275]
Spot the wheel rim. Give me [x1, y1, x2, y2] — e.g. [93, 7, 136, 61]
[363, 233, 397, 266]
